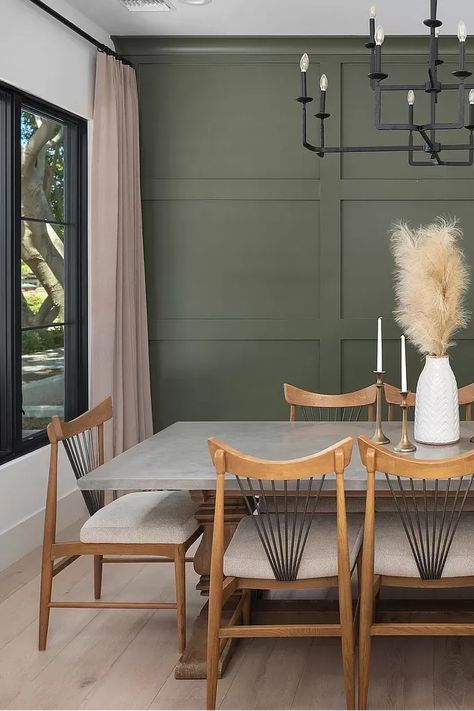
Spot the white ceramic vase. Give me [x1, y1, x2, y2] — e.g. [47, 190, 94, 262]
[414, 355, 459, 445]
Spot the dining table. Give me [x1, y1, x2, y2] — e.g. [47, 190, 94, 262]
[78, 420, 474, 679]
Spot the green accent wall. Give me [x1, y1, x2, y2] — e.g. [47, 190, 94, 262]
[114, 37, 474, 429]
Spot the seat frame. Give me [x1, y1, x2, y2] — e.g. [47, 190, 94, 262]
[357, 435, 474, 710]
[206, 436, 358, 710]
[39, 397, 201, 655]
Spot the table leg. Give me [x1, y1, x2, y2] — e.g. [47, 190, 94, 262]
[175, 492, 247, 679]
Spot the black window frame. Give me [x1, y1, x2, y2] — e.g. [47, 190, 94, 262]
[0, 82, 88, 464]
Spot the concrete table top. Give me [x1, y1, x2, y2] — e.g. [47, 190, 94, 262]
[77, 421, 474, 492]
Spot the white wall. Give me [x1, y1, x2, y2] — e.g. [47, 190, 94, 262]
[0, 0, 112, 570]
[0, 0, 111, 118]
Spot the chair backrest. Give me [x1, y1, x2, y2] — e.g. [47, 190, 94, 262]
[458, 383, 474, 421]
[358, 435, 474, 580]
[208, 436, 353, 582]
[384, 383, 416, 421]
[47, 397, 113, 517]
[385, 383, 474, 421]
[284, 383, 376, 423]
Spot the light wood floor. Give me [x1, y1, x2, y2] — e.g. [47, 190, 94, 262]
[2, 524, 474, 710]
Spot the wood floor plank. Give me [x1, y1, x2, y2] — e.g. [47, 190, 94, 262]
[6, 565, 163, 709]
[368, 637, 435, 710]
[434, 638, 474, 709]
[218, 638, 311, 710]
[79, 564, 197, 710]
[148, 649, 243, 711]
[0, 562, 141, 708]
[0, 555, 91, 651]
[0, 519, 85, 605]
[290, 638, 346, 710]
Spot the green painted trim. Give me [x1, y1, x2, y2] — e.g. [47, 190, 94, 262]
[114, 35, 463, 57]
[149, 318, 474, 342]
[141, 179, 320, 201]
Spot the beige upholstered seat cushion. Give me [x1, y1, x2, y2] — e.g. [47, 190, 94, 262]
[375, 512, 474, 578]
[223, 513, 363, 580]
[80, 491, 199, 545]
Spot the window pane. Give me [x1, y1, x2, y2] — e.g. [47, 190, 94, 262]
[21, 220, 65, 327]
[22, 326, 64, 438]
[21, 109, 65, 222]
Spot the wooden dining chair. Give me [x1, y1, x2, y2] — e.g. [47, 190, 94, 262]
[384, 382, 416, 421]
[284, 383, 376, 423]
[357, 434, 474, 710]
[39, 397, 202, 654]
[206, 436, 362, 710]
[458, 383, 474, 420]
[385, 382, 474, 421]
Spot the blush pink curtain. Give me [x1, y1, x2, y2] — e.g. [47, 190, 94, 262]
[91, 52, 153, 457]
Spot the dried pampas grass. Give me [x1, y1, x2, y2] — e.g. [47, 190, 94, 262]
[390, 217, 470, 356]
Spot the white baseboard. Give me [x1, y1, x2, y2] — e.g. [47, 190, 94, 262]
[0, 489, 88, 572]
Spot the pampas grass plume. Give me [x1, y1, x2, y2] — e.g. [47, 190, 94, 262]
[390, 218, 470, 356]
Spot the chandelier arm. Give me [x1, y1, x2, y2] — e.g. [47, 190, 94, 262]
[301, 103, 322, 154]
[374, 86, 416, 131]
[375, 85, 466, 131]
[318, 145, 426, 154]
[376, 85, 427, 92]
[424, 85, 465, 130]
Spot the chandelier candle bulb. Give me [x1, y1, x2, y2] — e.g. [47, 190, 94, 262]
[374, 25, 384, 75]
[368, 6, 376, 45]
[300, 53, 309, 97]
[454, 21, 471, 78]
[408, 90, 415, 123]
[319, 74, 328, 115]
[401, 335, 408, 393]
[469, 89, 474, 127]
[458, 21, 467, 42]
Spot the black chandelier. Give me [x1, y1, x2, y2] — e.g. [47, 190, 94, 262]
[297, 0, 474, 166]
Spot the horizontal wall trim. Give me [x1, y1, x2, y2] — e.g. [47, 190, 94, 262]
[115, 36, 463, 58]
[340, 181, 474, 198]
[149, 318, 474, 342]
[142, 178, 474, 201]
[130, 54, 456, 66]
[142, 178, 320, 201]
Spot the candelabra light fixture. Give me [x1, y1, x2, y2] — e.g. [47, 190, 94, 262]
[297, 0, 474, 166]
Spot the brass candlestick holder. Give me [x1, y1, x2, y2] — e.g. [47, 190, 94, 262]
[393, 391, 416, 453]
[372, 371, 390, 445]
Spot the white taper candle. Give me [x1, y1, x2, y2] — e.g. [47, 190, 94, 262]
[401, 334, 407, 392]
[376, 317, 383, 372]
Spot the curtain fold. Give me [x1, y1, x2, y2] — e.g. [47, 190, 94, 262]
[91, 52, 153, 457]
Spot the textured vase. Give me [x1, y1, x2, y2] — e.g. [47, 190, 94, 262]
[414, 356, 459, 445]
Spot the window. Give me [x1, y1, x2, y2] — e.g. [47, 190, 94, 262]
[0, 84, 88, 463]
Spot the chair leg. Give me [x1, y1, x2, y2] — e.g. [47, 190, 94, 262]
[339, 576, 355, 710]
[358, 573, 374, 710]
[38, 556, 53, 651]
[94, 555, 103, 600]
[207, 578, 223, 709]
[174, 545, 186, 655]
[242, 589, 252, 626]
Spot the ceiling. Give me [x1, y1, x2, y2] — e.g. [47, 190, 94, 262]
[63, 0, 474, 38]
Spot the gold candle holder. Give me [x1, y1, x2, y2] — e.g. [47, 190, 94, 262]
[393, 391, 416, 453]
[372, 371, 390, 445]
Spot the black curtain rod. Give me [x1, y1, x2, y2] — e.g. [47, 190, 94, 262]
[27, 0, 132, 66]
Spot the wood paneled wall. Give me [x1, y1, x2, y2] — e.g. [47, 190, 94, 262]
[114, 37, 474, 429]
